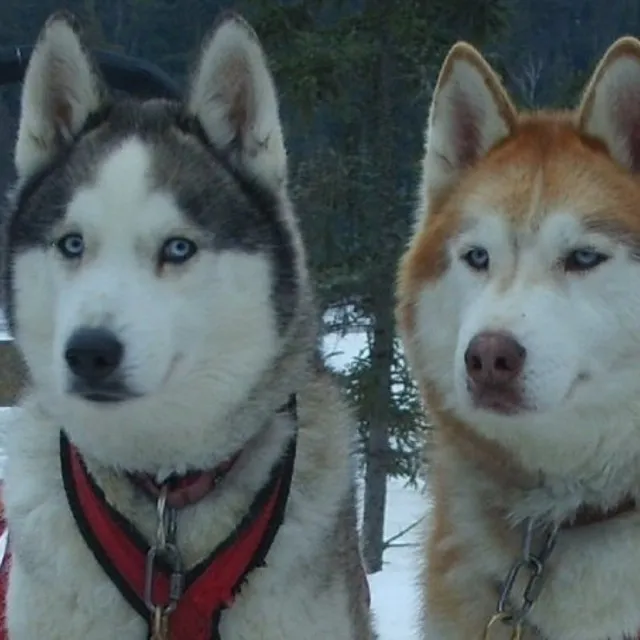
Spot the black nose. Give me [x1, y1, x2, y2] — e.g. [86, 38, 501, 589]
[65, 328, 124, 382]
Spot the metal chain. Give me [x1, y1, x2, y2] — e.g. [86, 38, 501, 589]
[144, 486, 185, 640]
[484, 519, 559, 640]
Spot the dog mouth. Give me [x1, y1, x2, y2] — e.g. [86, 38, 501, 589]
[69, 380, 140, 404]
[466, 379, 529, 416]
[129, 455, 241, 509]
[465, 371, 593, 416]
[67, 355, 182, 404]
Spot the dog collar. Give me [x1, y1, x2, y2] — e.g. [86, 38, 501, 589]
[561, 495, 637, 529]
[486, 496, 639, 640]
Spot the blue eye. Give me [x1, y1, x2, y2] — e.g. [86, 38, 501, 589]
[56, 233, 85, 259]
[461, 247, 490, 271]
[160, 237, 198, 265]
[564, 248, 609, 273]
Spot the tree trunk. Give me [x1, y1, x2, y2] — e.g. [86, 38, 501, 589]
[358, 0, 397, 573]
[360, 0, 397, 574]
[361, 291, 395, 573]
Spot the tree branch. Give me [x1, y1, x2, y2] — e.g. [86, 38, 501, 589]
[382, 516, 424, 549]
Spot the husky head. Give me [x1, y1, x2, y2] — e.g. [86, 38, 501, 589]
[397, 37, 640, 477]
[3, 11, 314, 472]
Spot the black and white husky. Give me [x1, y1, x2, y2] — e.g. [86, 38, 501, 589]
[0, 11, 375, 640]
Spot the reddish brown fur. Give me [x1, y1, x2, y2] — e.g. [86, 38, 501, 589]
[396, 35, 640, 639]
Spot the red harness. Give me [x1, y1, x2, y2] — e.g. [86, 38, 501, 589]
[64, 431, 297, 640]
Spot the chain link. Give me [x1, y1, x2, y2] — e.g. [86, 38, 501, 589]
[484, 519, 559, 640]
[144, 485, 185, 639]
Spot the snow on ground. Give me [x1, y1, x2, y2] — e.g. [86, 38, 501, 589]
[369, 477, 427, 639]
[0, 326, 426, 638]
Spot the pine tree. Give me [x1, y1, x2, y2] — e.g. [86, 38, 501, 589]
[242, 0, 511, 572]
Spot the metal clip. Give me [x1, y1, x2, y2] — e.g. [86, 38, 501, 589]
[483, 613, 522, 640]
[143, 543, 184, 613]
[143, 485, 185, 638]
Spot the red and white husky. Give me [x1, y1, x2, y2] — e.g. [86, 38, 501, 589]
[397, 36, 640, 640]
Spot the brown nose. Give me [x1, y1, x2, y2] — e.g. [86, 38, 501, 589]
[464, 331, 526, 386]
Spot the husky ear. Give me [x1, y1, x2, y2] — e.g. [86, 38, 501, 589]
[15, 11, 106, 181]
[420, 42, 516, 220]
[578, 36, 640, 172]
[186, 13, 286, 191]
